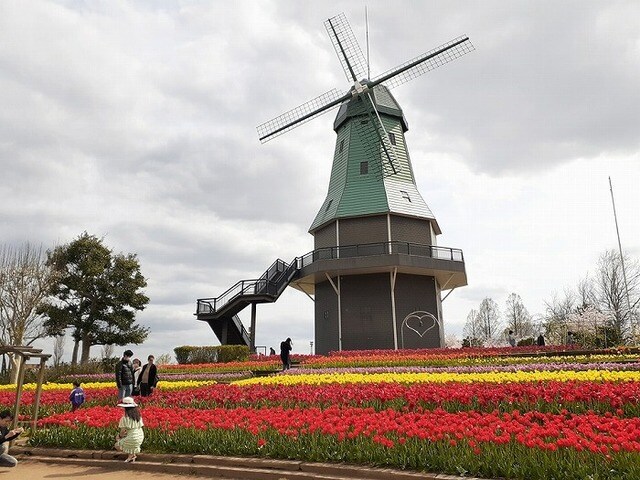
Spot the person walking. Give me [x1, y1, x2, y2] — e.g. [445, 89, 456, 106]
[280, 337, 292, 371]
[69, 381, 85, 411]
[138, 355, 159, 397]
[115, 349, 135, 400]
[0, 410, 23, 468]
[114, 397, 144, 463]
[508, 330, 516, 347]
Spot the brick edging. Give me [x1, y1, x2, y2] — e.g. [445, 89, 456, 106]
[11, 446, 485, 480]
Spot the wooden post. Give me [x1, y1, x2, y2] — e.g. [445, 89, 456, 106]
[31, 356, 48, 432]
[11, 353, 28, 431]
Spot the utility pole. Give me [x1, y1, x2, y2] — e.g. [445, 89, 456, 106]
[609, 176, 634, 343]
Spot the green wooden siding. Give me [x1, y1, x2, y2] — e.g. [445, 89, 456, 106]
[310, 86, 438, 233]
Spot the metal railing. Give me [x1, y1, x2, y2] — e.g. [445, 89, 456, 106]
[197, 242, 463, 316]
[297, 241, 464, 269]
[197, 258, 293, 316]
[232, 314, 250, 345]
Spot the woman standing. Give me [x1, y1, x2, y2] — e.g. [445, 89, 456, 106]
[114, 397, 144, 463]
[138, 355, 159, 397]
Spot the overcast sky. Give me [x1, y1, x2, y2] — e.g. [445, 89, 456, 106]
[1, 1, 639, 361]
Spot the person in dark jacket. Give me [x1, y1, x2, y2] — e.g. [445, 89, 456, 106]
[138, 355, 159, 397]
[115, 349, 135, 400]
[0, 410, 23, 468]
[280, 338, 292, 371]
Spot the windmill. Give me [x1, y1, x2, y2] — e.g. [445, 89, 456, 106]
[258, 14, 473, 176]
[258, 13, 472, 354]
[196, 13, 472, 354]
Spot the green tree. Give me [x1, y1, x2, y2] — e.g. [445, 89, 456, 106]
[38, 233, 149, 364]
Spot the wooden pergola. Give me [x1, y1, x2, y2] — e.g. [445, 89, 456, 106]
[1, 345, 51, 433]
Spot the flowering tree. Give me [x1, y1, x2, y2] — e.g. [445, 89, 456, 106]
[565, 307, 611, 347]
[593, 250, 640, 344]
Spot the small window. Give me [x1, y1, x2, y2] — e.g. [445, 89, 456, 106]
[400, 190, 412, 202]
[388, 132, 396, 145]
[360, 161, 369, 175]
[339, 139, 344, 153]
[325, 199, 333, 212]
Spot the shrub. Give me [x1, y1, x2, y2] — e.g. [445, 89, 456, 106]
[44, 358, 117, 383]
[217, 345, 249, 363]
[173, 345, 250, 364]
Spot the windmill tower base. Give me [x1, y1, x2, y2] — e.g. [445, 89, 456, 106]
[290, 214, 466, 355]
[314, 272, 444, 354]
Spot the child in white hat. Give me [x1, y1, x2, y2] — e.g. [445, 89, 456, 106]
[114, 397, 144, 462]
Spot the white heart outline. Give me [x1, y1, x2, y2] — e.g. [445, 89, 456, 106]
[403, 312, 438, 338]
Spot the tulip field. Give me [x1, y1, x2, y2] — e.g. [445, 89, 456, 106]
[4, 346, 640, 479]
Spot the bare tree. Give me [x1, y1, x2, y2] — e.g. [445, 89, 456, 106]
[576, 276, 598, 312]
[476, 298, 501, 345]
[101, 343, 115, 360]
[463, 309, 483, 346]
[0, 243, 54, 346]
[0, 243, 55, 382]
[154, 353, 173, 365]
[542, 288, 576, 344]
[504, 293, 535, 339]
[593, 250, 640, 343]
[53, 334, 65, 367]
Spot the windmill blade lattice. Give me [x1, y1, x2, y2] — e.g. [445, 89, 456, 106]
[372, 36, 474, 90]
[257, 88, 347, 143]
[325, 13, 368, 82]
[350, 92, 401, 179]
[363, 91, 401, 177]
[257, 13, 474, 150]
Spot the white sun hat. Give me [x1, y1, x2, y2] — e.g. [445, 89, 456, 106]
[116, 397, 138, 408]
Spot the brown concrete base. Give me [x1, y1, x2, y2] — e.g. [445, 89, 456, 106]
[11, 446, 484, 480]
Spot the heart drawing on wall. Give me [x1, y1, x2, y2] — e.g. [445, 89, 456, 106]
[404, 311, 438, 338]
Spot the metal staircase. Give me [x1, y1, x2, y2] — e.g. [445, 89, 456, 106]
[196, 258, 299, 346]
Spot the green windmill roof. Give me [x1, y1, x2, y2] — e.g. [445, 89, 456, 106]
[333, 83, 409, 132]
[309, 85, 441, 234]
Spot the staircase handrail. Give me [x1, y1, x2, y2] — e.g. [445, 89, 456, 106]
[197, 242, 463, 315]
[232, 314, 251, 345]
[197, 278, 279, 315]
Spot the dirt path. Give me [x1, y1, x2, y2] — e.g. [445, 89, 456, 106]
[0, 460, 205, 479]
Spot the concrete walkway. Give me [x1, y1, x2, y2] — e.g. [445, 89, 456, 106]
[9, 446, 480, 480]
[0, 460, 198, 479]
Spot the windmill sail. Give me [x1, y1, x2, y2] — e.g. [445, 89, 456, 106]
[257, 14, 473, 174]
[325, 13, 368, 82]
[257, 88, 347, 143]
[371, 36, 474, 90]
